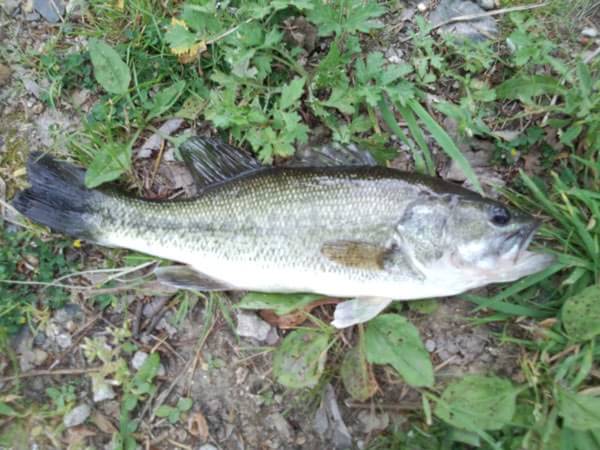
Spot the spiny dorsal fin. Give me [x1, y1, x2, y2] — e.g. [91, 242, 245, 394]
[154, 265, 234, 291]
[179, 137, 262, 186]
[321, 240, 389, 270]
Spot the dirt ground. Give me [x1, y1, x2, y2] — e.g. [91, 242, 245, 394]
[0, 2, 534, 449]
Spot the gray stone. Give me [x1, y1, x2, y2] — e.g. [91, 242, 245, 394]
[235, 311, 273, 342]
[582, 27, 598, 38]
[197, 445, 218, 450]
[92, 377, 116, 402]
[313, 384, 352, 449]
[425, 339, 436, 352]
[63, 404, 91, 427]
[267, 413, 293, 441]
[357, 411, 389, 433]
[429, 0, 497, 41]
[1, 0, 20, 15]
[477, 0, 496, 10]
[33, 0, 64, 22]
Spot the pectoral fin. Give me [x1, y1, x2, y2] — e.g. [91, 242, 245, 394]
[331, 297, 393, 328]
[154, 265, 233, 291]
[321, 240, 390, 270]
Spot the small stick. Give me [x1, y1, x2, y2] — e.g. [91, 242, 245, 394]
[0, 367, 100, 382]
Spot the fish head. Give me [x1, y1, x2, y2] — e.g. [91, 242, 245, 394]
[442, 195, 555, 281]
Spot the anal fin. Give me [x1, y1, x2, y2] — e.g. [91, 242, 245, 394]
[331, 297, 393, 328]
[154, 265, 233, 291]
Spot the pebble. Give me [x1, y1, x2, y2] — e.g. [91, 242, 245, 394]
[477, 0, 497, 10]
[1, 0, 20, 14]
[581, 27, 598, 38]
[417, 2, 428, 12]
[425, 339, 436, 352]
[131, 351, 166, 376]
[235, 311, 274, 342]
[196, 445, 218, 450]
[19, 348, 48, 372]
[267, 413, 294, 442]
[92, 378, 116, 402]
[357, 411, 389, 433]
[63, 404, 91, 427]
[0, 64, 11, 86]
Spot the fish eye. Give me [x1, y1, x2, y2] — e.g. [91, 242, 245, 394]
[490, 205, 511, 226]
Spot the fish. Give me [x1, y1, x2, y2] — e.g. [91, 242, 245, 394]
[12, 137, 555, 328]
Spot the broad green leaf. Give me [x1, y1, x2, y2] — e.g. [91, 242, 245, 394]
[280, 77, 305, 110]
[238, 292, 321, 315]
[340, 346, 377, 401]
[408, 99, 483, 194]
[134, 352, 160, 383]
[88, 38, 131, 95]
[577, 62, 593, 98]
[495, 75, 563, 102]
[273, 328, 330, 388]
[562, 285, 600, 341]
[155, 405, 174, 418]
[177, 398, 193, 411]
[146, 81, 186, 120]
[435, 375, 518, 431]
[0, 403, 20, 417]
[365, 314, 433, 387]
[85, 142, 131, 188]
[558, 388, 600, 430]
[165, 23, 199, 54]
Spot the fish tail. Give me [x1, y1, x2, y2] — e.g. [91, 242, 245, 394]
[12, 152, 102, 240]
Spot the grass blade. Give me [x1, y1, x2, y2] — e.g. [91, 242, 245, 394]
[378, 98, 426, 174]
[407, 99, 483, 194]
[396, 103, 435, 176]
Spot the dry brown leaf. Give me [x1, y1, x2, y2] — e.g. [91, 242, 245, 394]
[188, 411, 209, 442]
[90, 411, 118, 434]
[260, 299, 340, 329]
[65, 425, 96, 447]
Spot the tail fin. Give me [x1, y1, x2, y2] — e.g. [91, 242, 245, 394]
[12, 152, 101, 239]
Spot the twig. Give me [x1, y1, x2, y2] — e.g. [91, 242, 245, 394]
[0, 367, 100, 382]
[400, 2, 549, 43]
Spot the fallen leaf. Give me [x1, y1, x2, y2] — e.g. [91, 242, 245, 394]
[90, 411, 117, 434]
[64, 425, 96, 446]
[259, 299, 340, 329]
[188, 411, 209, 442]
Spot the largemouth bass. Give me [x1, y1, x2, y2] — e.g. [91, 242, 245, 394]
[12, 138, 554, 327]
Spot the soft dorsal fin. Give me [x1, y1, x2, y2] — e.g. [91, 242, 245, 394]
[289, 142, 378, 167]
[154, 265, 234, 291]
[178, 137, 263, 186]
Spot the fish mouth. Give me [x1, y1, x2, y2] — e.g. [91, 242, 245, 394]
[501, 220, 541, 262]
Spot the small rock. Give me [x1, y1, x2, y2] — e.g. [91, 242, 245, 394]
[196, 445, 218, 450]
[92, 377, 116, 402]
[267, 413, 294, 442]
[235, 311, 273, 342]
[131, 351, 166, 376]
[63, 404, 91, 428]
[477, 0, 497, 10]
[71, 89, 91, 109]
[235, 366, 249, 385]
[1, 0, 20, 14]
[33, 0, 65, 22]
[25, 11, 40, 20]
[0, 64, 11, 86]
[265, 327, 279, 345]
[314, 384, 352, 449]
[582, 27, 598, 38]
[425, 339, 436, 352]
[54, 304, 83, 324]
[385, 47, 404, 64]
[56, 333, 72, 349]
[357, 411, 389, 433]
[19, 348, 48, 372]
[417, 2, 428, 12]
[429, 0, 497, 41]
